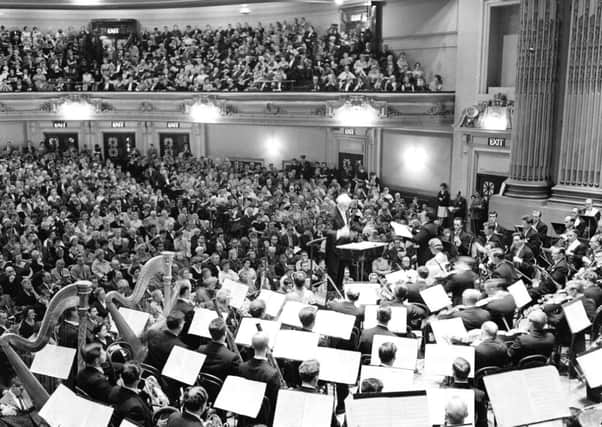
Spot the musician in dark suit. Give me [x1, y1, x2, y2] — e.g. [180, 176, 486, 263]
[144, 310, 186, 371]
[565, 230, 588, 270]
[327, 288, 364, 324]
[481, 279, 516, 330]
[507, 310, 555, 364]
[439, 289, 490, 331]
[487, 212, 508, 245]
[443, 257, 478, 306]
[507, 232, 535, 282]
[358, 305, 396, 355]
[531, 247, 569, 298]
[166, 386, 209, 427]
[414, 210, 439, 265]
[326, 193, 355, 286]
[532, 210, 548, 246]
[76, 343, 118, 404]
[57, 307, 79, 349]
[294, 359, 339, 427]
[383, 284, 427, 331]
[108, 363, 154, 427]
[474, 321, 509, 369]
[197, 318, 241, 381]
[490, 249, 517, 289]
[451, 218, 474, 257]
[521, 215, 542, 258]
[237, 332, 281, 426]
[447, 357, 488, 427]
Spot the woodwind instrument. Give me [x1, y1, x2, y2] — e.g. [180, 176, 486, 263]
[255, 323, 287, 388]
[212, 298, 243, 360]
[106, 251, 176, 362]
[0, 281, 93, 409]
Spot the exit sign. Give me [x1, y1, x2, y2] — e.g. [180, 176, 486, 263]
[112, 121, 125, 128]
[53, 121, 67, 128]
[167, 122, 180, 129]
[488, 137, 506, 147]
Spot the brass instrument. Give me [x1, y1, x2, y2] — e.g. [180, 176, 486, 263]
[212, 298, 243, 361]
[106, 252, 176, 362]
[256, 323, 287, 388]
[0, 281, 93, 409]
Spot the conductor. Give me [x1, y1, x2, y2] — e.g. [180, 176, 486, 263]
[326, 193, 356, 287]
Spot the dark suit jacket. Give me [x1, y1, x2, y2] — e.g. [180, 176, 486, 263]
[57, 321, 79, 348]
[326, 207, 351, 286]
[144, 328, 186, 371]
[441, 306, 491, 331]
[358, 325, 395, 355]
[91, 300, 109, 319]
[415, 222, 439, 266]
[475, 338, 509, 369]
[508, 330, 555, 364]
[108, 386, 153, 427]
[76, 366, 116, 404]
[167, 411, 205, 427]
[237, 358, 281, 425]
[444, 270, 478, 305]
[534, 220, 548, 243]
[198, 341, 241, 381]
[492, 262, 517, 289]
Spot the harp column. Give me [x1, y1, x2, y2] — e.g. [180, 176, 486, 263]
[505, 0, 561, 199]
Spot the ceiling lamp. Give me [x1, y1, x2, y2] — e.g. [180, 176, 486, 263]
[58, 100, 95, 120]
[333, 100, 380, 127]
[188, 101, 222, 123]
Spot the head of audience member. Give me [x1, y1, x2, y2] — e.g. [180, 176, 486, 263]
[376, 305, 392, 327]
[527, 309, 547, 333]
[249, 299, 267, 319]
[208, 317, 227, 344]
[82, 343, 106, 367]
[445, 396, 469, 426]
[298, 306, 317, 330]
[480, 321, 498, 342]
[166, 310, 185, 335]
[298, 359, 320, 389]
[451, 357, 471, 384]
[251, 332, 270, 359]
[360, 378, 384, 393]
[378, 341, 397, 367]
[181, 386, 209, 417]
[121, 362, 142, 390]
[393, 284, 409, 303]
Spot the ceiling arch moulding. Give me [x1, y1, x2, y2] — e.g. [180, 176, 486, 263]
[0, 0, 332, 9]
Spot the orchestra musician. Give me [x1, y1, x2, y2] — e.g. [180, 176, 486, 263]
[531, 210, 548, 246]
[490, 249, 518, 288]
[507, 310, 555, 364]
[197, 318, 242, 381]
[530, 247, 570, 299]
[414, 210, 439, 265]
[451, 217, 474, 257]
[564, 230, 588, 271]
[520, 215, 542, 259]
[507, 232, 535, 283]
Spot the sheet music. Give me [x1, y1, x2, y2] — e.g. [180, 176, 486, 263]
[235, 318, 281, 348]
[222, 279, 249, 309]
[508, 280, 532, 309]
[110, 307, 150, 337]
[577, 348, 602, 388]
[370, 335, 419, 371]
[273, 389, 334, 427]
[359, 365, 414, 392]
[214, 376, 266, 418]
[390, 222, 414, 239]
[258, 289, 287, 317]
[30, 344, 76, 380]
[273, 329, 319, 361]
[427, 388, 475, 426]
[346, 394, 430, 427]
[278, 301, 312, 328]
[423, 344, 475, 377]
[40, 384, 114, 427]
[188, 307, 220, 337]
[484, 366, 570, 427]
[420, 285, 452, 312]
[384, 270, 407, 285]
[562, 299, 592, 334]
[315, 347, 361, 384]
[430, 317, 468, 344]
[363, 305, 407, 334]
[313, 310, 355, 339]
[120, 420, 138, 427]
[343, 283, 380, 306]
[162, 345, 206, 385]
[336, 241, 387, 250]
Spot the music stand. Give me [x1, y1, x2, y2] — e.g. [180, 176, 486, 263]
[579, 215, 598, 239]
[335, 242, 387, 281]
[551, 222, 566, 236]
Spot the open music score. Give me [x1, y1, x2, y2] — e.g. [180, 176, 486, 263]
[364, 305, 407, 334]
[279, 300, 312, 328]
[562, 298, 592, 334]
[110, 307, 150, 337]
[484, 366, 570, 427]
[346, 391, 431, 427]
[188, 307, 221, 337]
[30, 344, 76, 380]
[215, 376, 266, 418]
[359, 365, 414, 392]
[162, 345, 206, 385]
[430, 317, 468, 344]
[273, 329, 319, 361]
[577, 347, 602, 388]
[235, 318, 281, 348]
[273, 389, 334, 427]
[257, 289, 287, 317]
[315, 347, 361, 384]
[370, 335, 419, 371]
[424, 344, 475, 377]
[390, 222, 414, 239]
[420, 285, 452, 312]
[508, 280, 532, 309]
[221, 279, 250, 309]
[343, 283, 380, 306]
[40, 384, 114, 427]
[313, 310, 356, 339]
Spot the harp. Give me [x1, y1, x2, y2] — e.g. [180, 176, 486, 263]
[106, 252, 176, 362]
[0, 281, 93, 409]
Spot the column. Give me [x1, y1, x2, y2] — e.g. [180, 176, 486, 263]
[505, 0, 561, 199]
[191, 123, 206, 157]
[551, 0, 602, 202]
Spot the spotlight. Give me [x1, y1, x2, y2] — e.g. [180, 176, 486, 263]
[189, 102, 221, 123]
[58, 101, 95, 120]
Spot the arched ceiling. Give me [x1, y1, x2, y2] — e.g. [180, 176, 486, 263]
[0, 0, 331, 9]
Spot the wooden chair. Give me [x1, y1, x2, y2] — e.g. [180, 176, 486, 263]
[196, 372, 224, 404]
[152, 406, 179, 427]
[518, 354, 548, 369]
[474, 366, 503, 392]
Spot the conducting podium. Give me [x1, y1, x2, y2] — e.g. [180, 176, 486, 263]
[335, 241, 387, 280]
